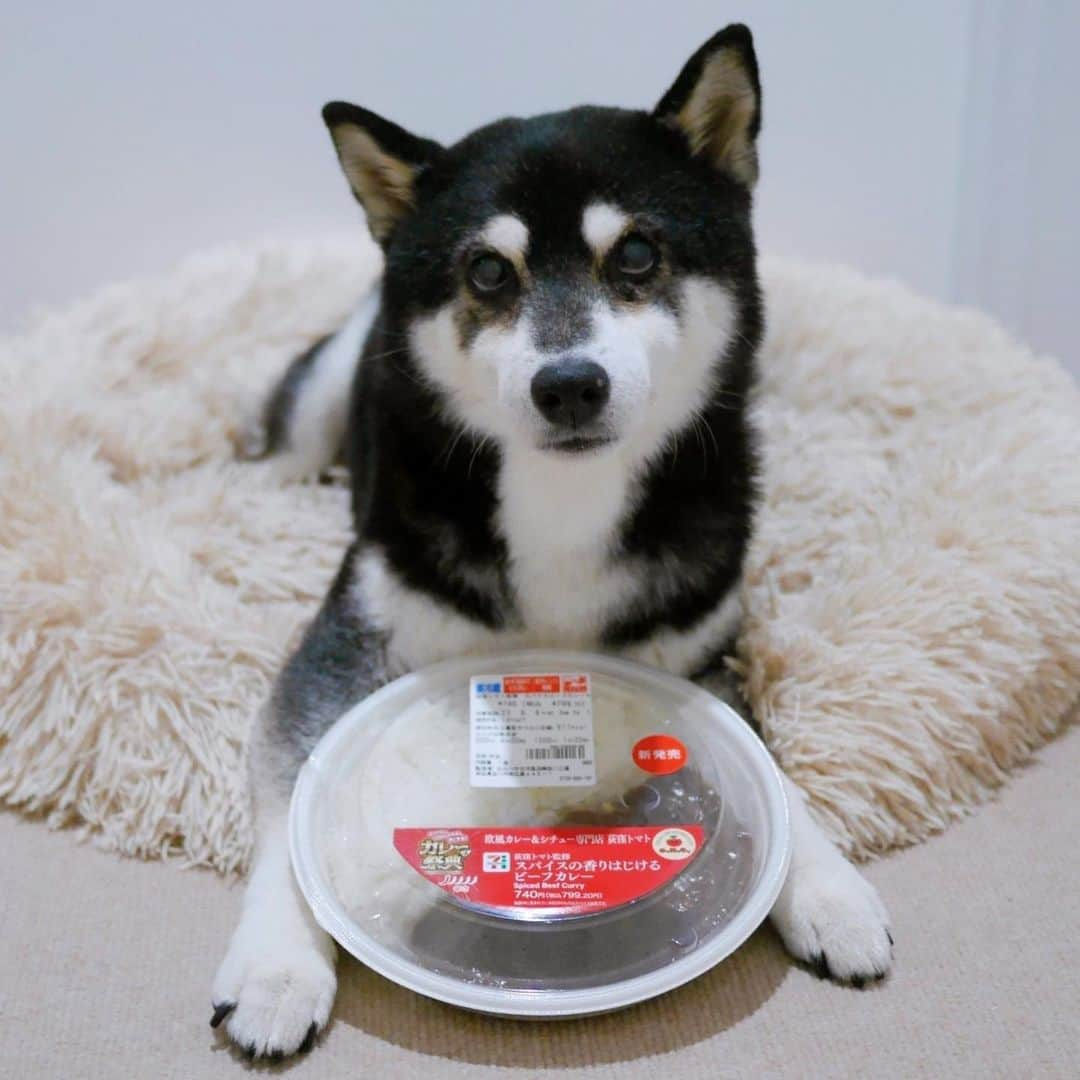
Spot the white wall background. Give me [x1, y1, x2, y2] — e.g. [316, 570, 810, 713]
[2, 2, 1076, 372]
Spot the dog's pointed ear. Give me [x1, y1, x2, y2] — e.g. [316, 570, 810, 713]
[322, 102, 444, 244]
[653, 24, 761, 187]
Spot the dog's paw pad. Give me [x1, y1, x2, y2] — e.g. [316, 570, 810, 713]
[772, 857, 893, 984]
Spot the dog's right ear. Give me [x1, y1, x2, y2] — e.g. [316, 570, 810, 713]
[322, 102, 444, 244]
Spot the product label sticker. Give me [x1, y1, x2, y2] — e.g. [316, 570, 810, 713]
[632, 733, 689, 775]
[394, 825, 705, 915]
[470, 673, 596, 788]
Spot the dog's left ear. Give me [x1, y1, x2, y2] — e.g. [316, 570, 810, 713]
[654, 24, 761, 187]
[322, 101, 444, 244]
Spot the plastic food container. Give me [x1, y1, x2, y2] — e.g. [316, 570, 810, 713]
[289, 649, 790, 1018]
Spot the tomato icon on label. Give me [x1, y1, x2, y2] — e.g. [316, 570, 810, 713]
[652, 827, 698, 860]
[632, 734, 689, 775]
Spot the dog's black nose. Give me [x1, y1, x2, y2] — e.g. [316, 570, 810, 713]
[530, 359, 611, 427]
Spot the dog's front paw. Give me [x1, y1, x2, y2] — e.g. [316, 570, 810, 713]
[211, 920, 336, 1059]
[770, 852, 893, 986]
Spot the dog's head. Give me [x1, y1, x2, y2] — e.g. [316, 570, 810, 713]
[324, 25, 761, 461]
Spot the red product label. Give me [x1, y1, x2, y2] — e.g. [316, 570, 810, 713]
[632, 734, 689, 775]
[502, 675, 561, 694]
[393, 825, 704, 916]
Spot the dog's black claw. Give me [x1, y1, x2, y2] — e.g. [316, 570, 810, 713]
[886, 929, 895, 947]
[268, 1049, 284, 1062]
[809, 952, 831, 980]
[210, 1001, 236, 1029]
[849, 974, 866, 989]
[243, 1043, 257, 1061]
[298, 1023, 318, 1055]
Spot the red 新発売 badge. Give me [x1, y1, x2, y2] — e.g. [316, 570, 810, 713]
[631, 733, 689, 775]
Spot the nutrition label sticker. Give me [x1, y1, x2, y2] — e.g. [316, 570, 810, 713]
[469, 673, 596, 788]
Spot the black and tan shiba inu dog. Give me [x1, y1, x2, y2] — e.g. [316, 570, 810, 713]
[212, 25, 892, 1058]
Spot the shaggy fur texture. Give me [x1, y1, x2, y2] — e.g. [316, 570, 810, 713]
[1, 235, 1077, 873]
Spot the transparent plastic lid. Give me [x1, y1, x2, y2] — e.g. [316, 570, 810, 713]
[290, 649, 790, 1018]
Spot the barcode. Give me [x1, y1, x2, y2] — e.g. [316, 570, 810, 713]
[525, 745, 586, 760]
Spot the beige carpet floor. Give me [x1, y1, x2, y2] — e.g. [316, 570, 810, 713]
[6, 719, 1077, 1079]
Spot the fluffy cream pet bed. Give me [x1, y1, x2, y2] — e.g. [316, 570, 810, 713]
[2, 235, 1078, 873]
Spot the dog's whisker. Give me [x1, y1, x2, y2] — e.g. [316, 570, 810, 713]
[440, 422, 471, 468]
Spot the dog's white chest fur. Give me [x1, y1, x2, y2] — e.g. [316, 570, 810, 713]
[357, 448, 641, 671]
[495, 446, 635, 645]
[358, 444, 742, 677]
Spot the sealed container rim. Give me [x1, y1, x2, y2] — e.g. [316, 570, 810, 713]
[289, 648, 791, 1019]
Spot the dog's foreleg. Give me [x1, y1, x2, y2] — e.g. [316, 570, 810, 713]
[769, 773, 894, 984]
[211, 549, 387, 1058]
[694, 656, 893, 984]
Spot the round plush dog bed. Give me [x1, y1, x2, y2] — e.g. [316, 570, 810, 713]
[1, 234, 1077, 873]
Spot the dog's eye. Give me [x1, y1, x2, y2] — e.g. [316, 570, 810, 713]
[614, 234, 657, 277]
[468, 253, 512, 293]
